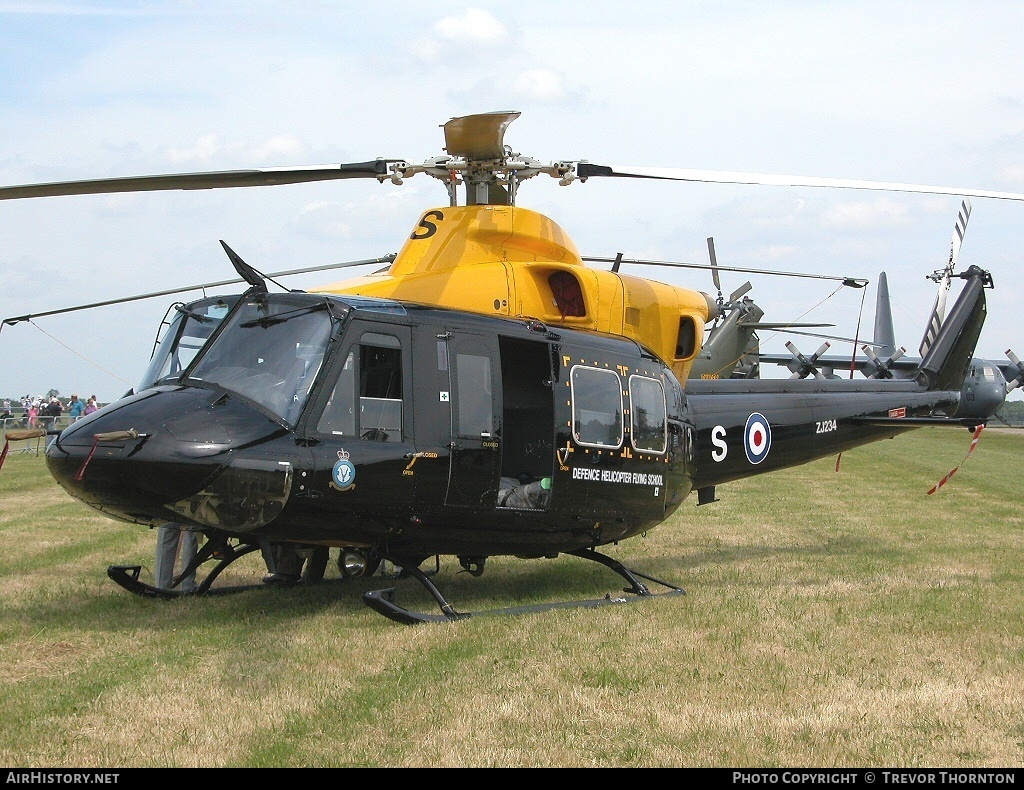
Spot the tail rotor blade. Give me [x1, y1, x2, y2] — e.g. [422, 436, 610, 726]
[729, 281, 752, 302]
[920, 199, 971, 357]
[948, 198, 972, 273]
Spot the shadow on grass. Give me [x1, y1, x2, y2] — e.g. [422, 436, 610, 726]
[12, 528, 898, 634]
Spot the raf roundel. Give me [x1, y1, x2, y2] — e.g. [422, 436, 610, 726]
[744, 413, 772, 465]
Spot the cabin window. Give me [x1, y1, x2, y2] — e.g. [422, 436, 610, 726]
[570, 366, 623, 448]
[676, 316, 697, 359]
[455, 352, 493, 438]
[358, 342, 403, 441]
[628, 375, 667, 453]
[316, 334, 404, 442]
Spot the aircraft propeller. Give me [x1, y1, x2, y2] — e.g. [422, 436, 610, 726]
[785, 340, 832, 380]
[1004, 349, 1024, 394]
[861, 344, 908, 380]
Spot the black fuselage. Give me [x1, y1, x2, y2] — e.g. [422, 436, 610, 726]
[45, 290, 968, 562]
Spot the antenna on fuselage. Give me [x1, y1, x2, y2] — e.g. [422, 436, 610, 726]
[219, 240, 291, 294]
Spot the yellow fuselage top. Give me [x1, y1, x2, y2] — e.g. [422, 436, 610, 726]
[311, 205, 713, 380]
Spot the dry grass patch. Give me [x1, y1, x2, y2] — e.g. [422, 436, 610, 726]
[1, 431, 1023, 766]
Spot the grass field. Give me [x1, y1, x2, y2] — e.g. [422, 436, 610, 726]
[1, 428, 1022, 768]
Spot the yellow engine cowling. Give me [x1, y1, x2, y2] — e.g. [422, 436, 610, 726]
[312, 205, 714, 380]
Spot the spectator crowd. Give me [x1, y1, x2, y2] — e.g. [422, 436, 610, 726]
[1, 394, 101, 429]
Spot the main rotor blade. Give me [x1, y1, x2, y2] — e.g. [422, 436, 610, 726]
[765, 328, 885, 347]
[0, 255, 396, 328]
[576, 163, 1024, 203]
[746, 322, 834, 330]
[0, 161, 397, 201]
[584, 255, 868, 287]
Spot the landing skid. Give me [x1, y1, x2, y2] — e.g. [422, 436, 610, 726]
[107, 536, 265, 598]
[362, 547, 686, 625]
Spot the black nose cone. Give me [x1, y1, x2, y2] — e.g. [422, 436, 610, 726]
[46, 385, 286, 525]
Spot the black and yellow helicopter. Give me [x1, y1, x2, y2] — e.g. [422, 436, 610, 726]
[0, 111, 1016, 623]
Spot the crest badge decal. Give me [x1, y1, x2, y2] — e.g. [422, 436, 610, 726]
[331, 449, 356, 491]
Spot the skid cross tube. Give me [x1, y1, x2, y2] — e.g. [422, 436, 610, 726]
[362, 548, 686, 625]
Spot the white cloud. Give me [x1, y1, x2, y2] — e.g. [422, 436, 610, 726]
[512, 69, 568, 102]
[252, 135, 306, 164]
[999, 165, 1024, 188]
[761, 245, 798, 261]
[164, 135, 308, 167]
[434, 8, 506, 43]
[415, 8, 508, 64]
[166, 134, 221, 164]
[293, 200, 353, 240]
[821, 199, 911, 230]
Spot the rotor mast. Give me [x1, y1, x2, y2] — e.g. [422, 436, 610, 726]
[387, 111, 575, 207]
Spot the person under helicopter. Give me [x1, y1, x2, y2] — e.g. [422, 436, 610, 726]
[262, 543, 331, 586]
[154, 522, 199, 593]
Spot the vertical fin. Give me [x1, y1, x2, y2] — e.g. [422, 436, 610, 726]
[873, 271, 897, 360]
[915, 265, 989, 391]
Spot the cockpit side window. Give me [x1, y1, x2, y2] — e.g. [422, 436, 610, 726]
[138, 296, 238, 391]
[317, 351, 356, 436]
[316, 332, 404, 442]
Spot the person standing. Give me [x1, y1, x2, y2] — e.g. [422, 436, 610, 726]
[43, 396, 62, 430]
[154, 523, 199, 593]
[67, 394, 86, 420]
[84, 396, 99, 416]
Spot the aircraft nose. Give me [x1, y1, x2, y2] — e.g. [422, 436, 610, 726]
[953, 381, 1006, 419]
[975, 383, 1007, 419]
[46, 385, 290, 528]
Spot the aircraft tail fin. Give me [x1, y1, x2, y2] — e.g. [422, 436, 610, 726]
[915, 265, 990, 391]
[873, 271, 897, 360]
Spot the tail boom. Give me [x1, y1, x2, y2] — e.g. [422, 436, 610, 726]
[685, 379, 960, 490]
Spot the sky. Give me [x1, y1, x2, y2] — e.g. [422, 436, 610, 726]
[2, 1, 1024, 404]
